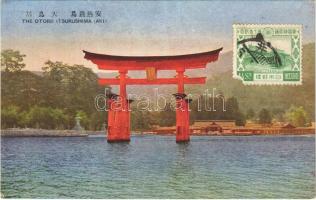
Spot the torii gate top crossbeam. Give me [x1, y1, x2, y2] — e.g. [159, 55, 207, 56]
[83, 48, 223, 71]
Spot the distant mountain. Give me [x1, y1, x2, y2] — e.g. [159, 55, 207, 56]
[188, 43, 315, 118]
[187, 51, 233, 78]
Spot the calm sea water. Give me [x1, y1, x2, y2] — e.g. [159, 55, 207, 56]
[1, 135, 315, 198]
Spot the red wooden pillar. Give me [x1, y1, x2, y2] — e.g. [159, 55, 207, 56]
[106, 94, 116, 140]
[174, 69, 190, 143]
[107, 70, 131, 142]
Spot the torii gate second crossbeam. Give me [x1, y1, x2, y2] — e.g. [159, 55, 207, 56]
[83, 48, 222, 143]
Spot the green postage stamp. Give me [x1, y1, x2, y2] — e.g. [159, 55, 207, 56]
[233, 24, 302, 85]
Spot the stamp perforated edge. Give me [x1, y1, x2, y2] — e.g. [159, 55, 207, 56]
[232, 24, 303, 86]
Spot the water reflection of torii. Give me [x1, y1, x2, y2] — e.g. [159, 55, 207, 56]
[237, 33, 282, 67]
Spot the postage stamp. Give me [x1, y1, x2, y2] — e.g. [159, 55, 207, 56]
[233, 24, 302, 85]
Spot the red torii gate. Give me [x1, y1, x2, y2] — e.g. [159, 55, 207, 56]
[83, 47, 222, 143]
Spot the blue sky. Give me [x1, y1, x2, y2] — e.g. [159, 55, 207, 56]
[1, 0, 315, 71]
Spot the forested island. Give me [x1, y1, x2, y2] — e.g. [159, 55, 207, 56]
[1, 43, 315, 132]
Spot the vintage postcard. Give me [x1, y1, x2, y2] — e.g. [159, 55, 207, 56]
[1, 0, 315, 199]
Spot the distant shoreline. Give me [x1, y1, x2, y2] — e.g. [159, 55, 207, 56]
[149, 132, 315, 137]
[0, 129, 91, 137]
[1, 128, 314, 137]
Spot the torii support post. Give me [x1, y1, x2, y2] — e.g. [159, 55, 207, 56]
[106, 93, 117, 141]
[173, 94, 191, 142]
[107, 70, 131, 142]
[173, 69, 191, 143]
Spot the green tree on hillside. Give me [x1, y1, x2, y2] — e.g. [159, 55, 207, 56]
[1, 71, 43, 110]
[284, 106, 309, 127]
[1, 54, 109, 130]
[131, 110, 154, 130]
[190, 96, 245, 126]
[246, 108, 255, 120]
[224, 97, 245, 126]
[258, 108, 272, 124]
[76, 111, 90, 130]
[26, 106, 67, 129]
[1, 105, 20, 128]
[42, 60, 101, 115]
[158, 103, 176, 127]
[1, 49, 26, 72]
